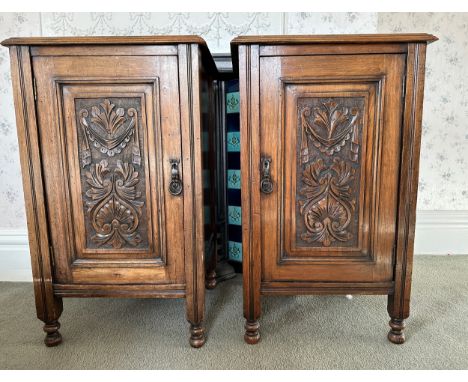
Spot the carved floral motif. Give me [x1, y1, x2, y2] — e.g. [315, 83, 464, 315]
[297, 98, 363, 247]
[84, 159, 143, 249]
[299, 158, 355, 246]
[77, 98, 146, 249]
[300, 100, 360, 163]
[79, 99, 141, 167]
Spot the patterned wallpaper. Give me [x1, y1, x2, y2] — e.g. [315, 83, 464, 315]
[378, 13, 468, 210]
[0, 13, 40, 228]
[0, 12, 466, 229]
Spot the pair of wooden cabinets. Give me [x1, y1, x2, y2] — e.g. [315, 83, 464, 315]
[2, 34, 436, 348]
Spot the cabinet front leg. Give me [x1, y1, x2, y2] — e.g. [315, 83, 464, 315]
[243, 256, 261, 344]
[186, 262, 206, 348]
[387, 292, 409, 345]
[388, 317, 406, 344]
[43, 319, 62, 347]
[37, 295, 63, 347]
[189, 322, 206, 348]
[244, 319, 260, 344]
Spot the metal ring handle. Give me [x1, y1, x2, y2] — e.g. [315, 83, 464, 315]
[169, 159, 183, 196]
[260, 156, 273, 194]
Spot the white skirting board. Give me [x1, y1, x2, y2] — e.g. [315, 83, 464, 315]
[0, 230, 33, 282]
[0, 210, 467, 281]
[414, 210, 468, 255]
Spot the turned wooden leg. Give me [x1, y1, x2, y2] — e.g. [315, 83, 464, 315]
[244, 319, 260, 344]
[36, 293, 63, 347]
[205, 270, 217, 290]
[189, 323, 206, 348]
[43, 320, 62, 347]
[388, 318, 406, 344]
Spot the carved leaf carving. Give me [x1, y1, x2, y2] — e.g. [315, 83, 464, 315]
[79, 99, 140, 162]
[301, 100, 360, 158]
[299, 158, 355, 246]
[76, 97, 148, 250]
[85, 159, 143, 249]
[297, 97, 364, 247]
[91, 99, 125, 135]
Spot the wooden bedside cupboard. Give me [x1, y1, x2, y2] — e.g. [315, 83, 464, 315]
[2, 36, 219, 348]
[231, 34, 437, 345]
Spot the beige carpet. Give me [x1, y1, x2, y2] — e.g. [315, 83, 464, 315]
[0, 256, 467, 369]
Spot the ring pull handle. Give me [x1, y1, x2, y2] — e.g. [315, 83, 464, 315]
[260, 156, 273, 194]
[169, 159, 183, 196]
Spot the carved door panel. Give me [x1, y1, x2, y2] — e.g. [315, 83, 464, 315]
[33, 53, 185, 285]
[260, 54, 405, 282]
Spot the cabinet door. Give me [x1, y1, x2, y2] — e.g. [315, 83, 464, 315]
[33, 50, 185, 285]
[259, 54, 405, 283]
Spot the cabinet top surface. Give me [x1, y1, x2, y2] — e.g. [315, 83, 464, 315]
[1, 35, 209, 47]
[231, 33, 438, 46]
[2, 35, 219, 75]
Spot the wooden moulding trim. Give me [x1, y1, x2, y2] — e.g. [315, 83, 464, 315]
[187, 43, 203, 322]
[230, 34, 437, 72]
[231, 34, 438, 46]
[1, 35, 207, 46]
[240, 45, 262, 320]
[12, 46, 61, 320]
[53, 283, 186, 298]
[1, 36, 219, 77]
[178, 43, 205, 324]
[389, 43, 427, 319]
[29, 45, 178, 57]
[261, 286, 394, 296]
[261, 281, 394, 296]
[54, 283, 186, 290]
[242, 44, 254, 318]
[258, 44, 409, 57]
[54, 291, 186, 298]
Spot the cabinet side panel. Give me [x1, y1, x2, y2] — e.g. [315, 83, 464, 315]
[239, 45, 262, 320]
[199, 53, 218, 286]
[179, 44, 205, 325]
[389, 43, 428, 318]
[8, 46, 62, 321]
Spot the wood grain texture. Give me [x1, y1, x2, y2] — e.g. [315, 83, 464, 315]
[9, 45, 63, 346]
[2, 36, 218, 76]
[33, 56, 184, 285]
[202, 59, 219, 290]
[258, 44, 409, 57]
[231, 33, 438, 46]
[387, 43, 428, 344]
[231, 34, 436, 73]
[5, 39, 217, 348]
[178, 43, 207, 347]
[296, 96, 365, 248]
[239, 44, 262, 344]
[237, 35, 434, 345]
[261, 54, 403, 283]
[75, 97, 148, 250]
[1, 35, 207, 46]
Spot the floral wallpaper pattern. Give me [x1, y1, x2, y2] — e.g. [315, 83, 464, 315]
[0, 13, 40, 228]
[42, 13, 282, 50]
[378, 13, 468, 209]
[285, 12, 378, 34]
[0, 12, 466, 229]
